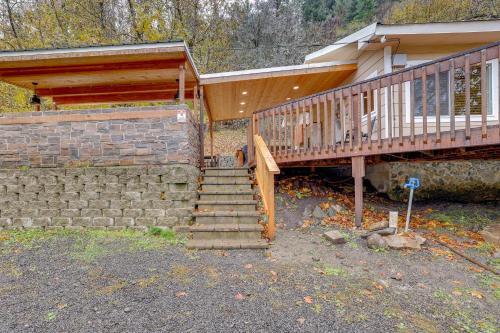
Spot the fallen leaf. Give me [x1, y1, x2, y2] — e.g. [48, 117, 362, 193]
[452, 290, 462, 296]
[297, 318, 306, 325]
[56, 303, 67, 310]
[468, 266, 484, 273]
[235, 293, 245, 300]
[470, 290, 483, 299]
[452, 280, 463, 285]
[244, 264, 253, 269]
[175, 291, 187, 298]
[373, 283, 385, 291]
[304, 296, 313, 304]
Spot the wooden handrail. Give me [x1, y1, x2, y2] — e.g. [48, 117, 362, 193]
[254, 134, 280, 240]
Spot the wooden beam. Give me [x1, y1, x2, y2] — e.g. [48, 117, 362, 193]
[352, 155, 365, 228]
[199, 86, 205, 168]
[0, 59, 186, 77]
[53, 91, 194, 105]
[179, 64, 185, 103]
[37, 82, 197, 97]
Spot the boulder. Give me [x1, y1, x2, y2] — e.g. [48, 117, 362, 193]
[384, 234, 426, 250]
[302, 206, 312, 218]
[326, 206, 337, 217]
[361, 227, 396, 239]
[479, 224, 500, 247]
[368, 220, 389, 231]
[367, 233, 388, 249]
[323, 230, 347, 245]
[312, 206, 326, 220]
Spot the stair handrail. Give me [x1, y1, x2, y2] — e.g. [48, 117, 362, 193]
[254, 134, 280, 240]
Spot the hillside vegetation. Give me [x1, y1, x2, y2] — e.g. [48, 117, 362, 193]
[0, 0, 498, 112]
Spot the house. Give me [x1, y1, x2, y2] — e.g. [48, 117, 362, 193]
[0, 20, 498, 249]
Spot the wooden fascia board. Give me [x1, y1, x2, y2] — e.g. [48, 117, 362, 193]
[200, 63, 357, 85]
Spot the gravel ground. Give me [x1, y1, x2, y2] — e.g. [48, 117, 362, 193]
[0, 224, 498, 333]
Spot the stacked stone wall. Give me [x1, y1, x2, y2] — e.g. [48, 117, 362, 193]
[0, 164, 199, 230]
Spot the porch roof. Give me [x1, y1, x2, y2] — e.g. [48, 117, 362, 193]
[200, 61, 357, 121]
[0, 41, 199, 105]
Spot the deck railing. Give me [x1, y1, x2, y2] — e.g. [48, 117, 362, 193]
[252, 41, 500, 163]
[253, 134, 280, 240]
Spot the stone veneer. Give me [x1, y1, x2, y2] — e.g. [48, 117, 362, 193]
[366, 160, 500, 202]
[0, 105, 199, 168]
[0, 105, 201, 230]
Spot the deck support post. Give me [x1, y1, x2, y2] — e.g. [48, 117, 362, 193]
[352, 156, 365, 228]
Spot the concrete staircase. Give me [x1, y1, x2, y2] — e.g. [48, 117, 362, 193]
[186, 167, 268, 250]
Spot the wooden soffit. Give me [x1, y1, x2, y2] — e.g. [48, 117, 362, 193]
[200, 61, 357, 121]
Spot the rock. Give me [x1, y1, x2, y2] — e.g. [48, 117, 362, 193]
[124, 307, 131, 313]
[368, 220, 389, 231]
[335, 252, 345, 259]
[367, 233, 388, 249]
[326, 206, 337, 217]
[323, 230, 346, 244]
[312, 206, 326, 220]
[384, 234, 426, 250]
[302, 206, 312, 218]
[361, 227, 396, 239]
[312, 257, 321, 262]
[479, 224, 500, 247]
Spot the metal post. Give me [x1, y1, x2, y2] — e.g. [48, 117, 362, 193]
[404, 178, 420, 232]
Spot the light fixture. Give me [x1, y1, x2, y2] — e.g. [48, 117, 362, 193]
[293, 86, 299, 90]
[240, 102, 246, 105]
[239, 110, 244, 113]
[286, 97, 291, 101]
[29, 82, 41, 105]
[242, 91, 248, 95]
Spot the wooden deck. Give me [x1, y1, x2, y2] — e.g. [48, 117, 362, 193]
[248, 41, 500, 227]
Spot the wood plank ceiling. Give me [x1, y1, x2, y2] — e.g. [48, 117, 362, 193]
[201, 63, 357, 121]
[0, 43, 198, 105]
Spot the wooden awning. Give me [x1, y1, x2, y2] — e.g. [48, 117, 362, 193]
[0, 42, 199, 105]
[200, 61, 357, 121]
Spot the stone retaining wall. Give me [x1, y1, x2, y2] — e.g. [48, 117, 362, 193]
[0, 164, 199, 230]
[0, 105, 199, 168]
[366, 159, 500, 202]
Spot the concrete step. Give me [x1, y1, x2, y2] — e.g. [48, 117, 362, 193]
[194, 211, 260, 224]
[198, 191, 254, 201]
[197, 200, 257, 212]
[201, 178, 253, 185]
[190, 223, 263, 232]
[204, 168, 250, 177]
[186, 239, 268, 250]
[201, 183, 253, 192]
[192, 231, 262, 241]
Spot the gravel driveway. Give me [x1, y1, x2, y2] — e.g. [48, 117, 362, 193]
[0, 226, 498, 333]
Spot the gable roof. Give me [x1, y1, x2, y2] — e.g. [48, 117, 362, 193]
[305, 19, 500, 63]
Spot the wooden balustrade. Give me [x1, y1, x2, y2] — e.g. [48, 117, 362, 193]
[252, 41, 500, 164]
[254, 134, 280, 240]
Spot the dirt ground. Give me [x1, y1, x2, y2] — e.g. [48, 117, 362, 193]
[1, 220, 499, 332]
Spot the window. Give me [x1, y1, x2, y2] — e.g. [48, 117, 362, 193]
[414, 71, 450, 116]
[454, 63, 493, 116]
[405, 58, 499, 122]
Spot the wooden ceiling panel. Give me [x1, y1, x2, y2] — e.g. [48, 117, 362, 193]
[204, 68, 355, 121]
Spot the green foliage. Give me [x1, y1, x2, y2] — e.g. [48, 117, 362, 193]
[148, 227, 185, 245]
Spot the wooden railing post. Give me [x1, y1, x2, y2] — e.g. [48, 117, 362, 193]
[254, 134, 280, 240]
